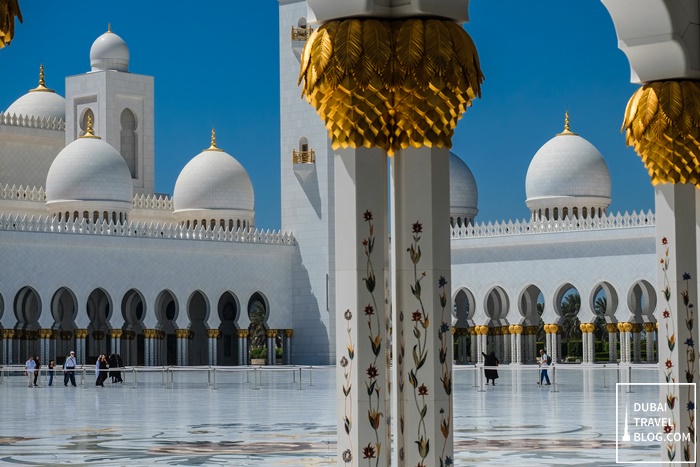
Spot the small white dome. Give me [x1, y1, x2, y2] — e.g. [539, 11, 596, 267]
[46, 134, 133, 213]
[525, 117, 611, 219]
[90, 29, 129, 72]
[173, 135, 255, 226]
[450, 152, 478, 225]
[6, 66, 65, 120]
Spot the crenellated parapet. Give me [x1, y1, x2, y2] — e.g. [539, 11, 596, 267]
[0, 213, 296, 246]
[451, 209, 655, 240]
[0, 184, 46, 202]
[0, 112, 65, 131]
[132, 193, 173, 211]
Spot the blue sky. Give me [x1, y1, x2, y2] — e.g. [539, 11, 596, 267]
[1, 1, 652, 229]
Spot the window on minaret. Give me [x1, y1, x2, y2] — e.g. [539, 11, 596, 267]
[120, 109, 138, 179]
[80, 108, 94, 135]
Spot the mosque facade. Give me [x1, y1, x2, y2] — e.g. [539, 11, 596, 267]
[0, 1, 658, 368]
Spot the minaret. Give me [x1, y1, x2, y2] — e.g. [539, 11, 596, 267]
[279, 0, 337, 366]
[65, 25, 155, 195]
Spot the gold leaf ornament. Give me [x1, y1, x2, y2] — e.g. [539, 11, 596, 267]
[0, 0, 22, 48]
[623, 80, 700, 186]
[299, 19, 483, 155]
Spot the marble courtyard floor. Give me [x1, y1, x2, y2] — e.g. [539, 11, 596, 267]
[0, 364, 660, 466]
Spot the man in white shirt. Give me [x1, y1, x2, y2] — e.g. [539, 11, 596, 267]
[538, 348, 551, 385]
[64, 351, 77, 387]
[25, 356, 36, 388]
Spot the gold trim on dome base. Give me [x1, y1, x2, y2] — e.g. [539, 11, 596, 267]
[298, 18, 483, 155]
[623, 80, 700, 187]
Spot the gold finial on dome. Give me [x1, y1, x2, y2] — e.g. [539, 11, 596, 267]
[81, 114, 101, 139]
[557, 109, 577, 136]
[206, 128, 223, 151]
[107, 23, 111, 33]
[29, 64, 55, 93]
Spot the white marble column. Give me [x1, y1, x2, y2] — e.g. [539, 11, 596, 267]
[655, 183, 698, 464]
[606, 324, 618, 363]
[544, 325, 553, 361]
[454, 329, 464, 364]
[468, 328, 476, 364]
[502, 327, 511, 364]
[176, 329, 189, 366]
[643, 323, 656, 363]
[283, 330, 292, 365]
[475, 326, 486, 363]
[618, 323, 632, 364]
[207, 329, 219, 366]
[237, 330, 248, 366]
[108, 329, 122, 358]
[510, 325, 523, 364]
[38, 329, 53, 365]
[144, 329, 159, 366]
[265, 330, 276, 366]
[121, 331, 134, 367]
[74, 329, 88, 366]
[631, 323, 642, 363]
[392, 147, 452, 467]
[336, 147, 390, 467]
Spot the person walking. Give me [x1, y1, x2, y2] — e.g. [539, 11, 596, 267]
[25, 356, 36, 388]
[115, 354, 124, 383]
[538, 348, 551, 385]
[64, 351, 77, 387]
[48, 359, 55, 386]
[108, 354, 117, 383]
[481, 351, 499, 385]
[33, 355, 41, 387]
[96, 354, 108, 387]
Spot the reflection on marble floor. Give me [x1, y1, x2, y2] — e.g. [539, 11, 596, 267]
[0, 365, 659, 465]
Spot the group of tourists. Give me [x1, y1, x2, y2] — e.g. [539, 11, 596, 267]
[95, 353, 124, 386]
[480, 348, 552, 386]
[23, 351, 123, 388]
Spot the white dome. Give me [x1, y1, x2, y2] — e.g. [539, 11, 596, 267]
[90, 29, 129, 72]
[46, 134, 134, 213]
[6, 66, 65, 120]
[173, 138, 255, 225]
[525, 122, 611, 219]
[450, 152, 478, 224]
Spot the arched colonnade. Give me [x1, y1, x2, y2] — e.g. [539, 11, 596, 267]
[0, 286, 293, 367]
[452, 279, 658, 366]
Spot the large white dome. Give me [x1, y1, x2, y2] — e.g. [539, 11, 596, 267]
[173, 133, 255, 229]
[46, 128, 133, 217]
[525, 116, 611, 220]
[5, 66, 65, 120]
[450, 152, 478, 226]
[90, 28, 129, 72]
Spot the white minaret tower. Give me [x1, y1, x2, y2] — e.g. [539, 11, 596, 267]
[65, 25, 154, 196]
[279, 1, 336, 365]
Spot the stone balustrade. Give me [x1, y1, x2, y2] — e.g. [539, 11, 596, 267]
[451, 210, 655, 239]
[0, 213, 295, 245]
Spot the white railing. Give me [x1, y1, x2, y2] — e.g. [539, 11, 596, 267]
[0, 111, 65, 131]
[451, 210, 655, 240]
[0, 364, 331, 391]
[0, 213, 295, 245]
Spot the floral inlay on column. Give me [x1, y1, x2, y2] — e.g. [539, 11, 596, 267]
[341, 308, 355, 466]
[362, 210, 384, 466]
[660, 236, 697, 462]
[680, 273, 696, 461]
[403, 220, 453, 467]
[660, 237, 678, 461]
